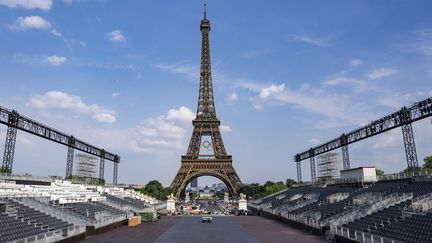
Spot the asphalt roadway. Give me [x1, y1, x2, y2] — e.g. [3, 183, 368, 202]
[81, 216, 326, 243]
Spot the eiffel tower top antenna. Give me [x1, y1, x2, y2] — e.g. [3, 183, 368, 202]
[204, 0, 207, 19]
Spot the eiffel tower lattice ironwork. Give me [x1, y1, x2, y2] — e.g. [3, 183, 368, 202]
[170, 3, 242, 198]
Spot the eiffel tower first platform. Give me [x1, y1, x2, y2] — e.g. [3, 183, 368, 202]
[170, 3, 243, 198]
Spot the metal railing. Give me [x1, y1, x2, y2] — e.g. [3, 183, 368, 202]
[276, 197, 318, 213]
[283, 212, 321, 228]
[332, 225, 403, 243]
[8, 224, 86, 243]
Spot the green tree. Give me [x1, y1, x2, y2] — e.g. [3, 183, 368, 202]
[265, 181, 286, 195]
[0, 167, 11, 173]
[140, 180, 169, 200]
[242, 183, 265, 199]
[376, 169, 385, 177]
[138, 180, 173, 200]
[401, 166, 424, 174]
[215, 190, 225, 199]
[161, 187, 173, 200]
[423, 156, 432, 172]
[286, 178, 296, 188]
[185, 191, 198, 199]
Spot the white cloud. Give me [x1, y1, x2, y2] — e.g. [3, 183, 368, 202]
[35, 106, 195, 156]
[13, 53, 68, 66]
[153, 62, 199, 80]
[372, 130, 400, 149]
[50, 29, 62, 37]
[367, 68, 397, 79]
[379, 91, 430, 109]
[92, 113, 116, 123]
[0, 0, 52, 10]
[8, 16, 51, 30]
[50, 29, 71, 47]
[323, 76, 370, 93]
[107, 29, 126, 42]
[289, 35, 328, 47]
[91, 106, 227, 153]
[47, 55, 66, 66]
[401, 28, 432, 56]
[308, 138, 320, 145]
[236, 82, 264, 93]
[414, 29, 432, 55]
[111, 92, 121, 97]
[239, 82, 375, 128]
[130, 106, 195, 152]
[226, 93, 238, 101]
[165, 106, 195, 124]
[7, 16, 69, 46]
[350, 59, 363, 67]
[63, 0, 79, 4]
[220, 125, 232, 132]
[28, 91, 116, 123]
[259, 84, 285, 99]
[14, 53, 137, 71]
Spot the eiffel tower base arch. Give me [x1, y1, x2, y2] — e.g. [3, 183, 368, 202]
[171, 159, 242, 199]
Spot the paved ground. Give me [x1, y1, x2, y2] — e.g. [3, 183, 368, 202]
[155, 216, 259, 243]
[80, 217, 180, 243]
[80, 216, 327, 243]
[235, 216, 326, 243]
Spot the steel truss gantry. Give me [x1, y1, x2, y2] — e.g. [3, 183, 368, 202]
[0, 106, 120, 184]
[294, 97, 432, 182]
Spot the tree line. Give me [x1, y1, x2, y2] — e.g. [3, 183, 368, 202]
[241, 179, 297, 200]
[137, 156, 432, 201]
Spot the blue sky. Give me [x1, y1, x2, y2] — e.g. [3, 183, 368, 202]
[0, 0, 432, 186]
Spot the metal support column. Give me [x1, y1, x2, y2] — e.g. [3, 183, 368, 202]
[401, 123, 418, 168]
[341, 145, 351, 170]
[340, 133, 351, 169]
[2, 126, 17, 173]
[113, 155, 119, 185]
[296, 161, 302, 183]
[65, 136, 75, 178]
[310, 157, 316, 183]
[400, 107, 419, 168]
[2, 110, 19, 173]
[309, 148, 316, 183]
[113, 163, 118, 185]
[99, 150, 105, 180]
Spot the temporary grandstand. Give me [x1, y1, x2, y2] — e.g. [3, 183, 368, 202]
[0, 177, 165, 242]
[249, 172, 432, 243]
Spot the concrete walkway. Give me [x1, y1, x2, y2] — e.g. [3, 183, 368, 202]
[155, 216, 259, 243]
[80, 216, 327, 243]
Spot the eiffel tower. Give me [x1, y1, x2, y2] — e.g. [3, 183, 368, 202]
[170, 2, 242, 198]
